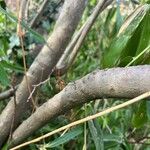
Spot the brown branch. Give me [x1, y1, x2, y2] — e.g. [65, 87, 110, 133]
[66, 0, 114, 70]
[10, 65, 150, 147]
[0, 0, 87, 146]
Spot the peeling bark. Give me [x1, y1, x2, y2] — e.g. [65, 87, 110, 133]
[10, 65, 150, 147]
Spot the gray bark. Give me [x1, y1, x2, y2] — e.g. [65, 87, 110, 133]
[0, 0, 87, 146]
[10, 65, 150, 147]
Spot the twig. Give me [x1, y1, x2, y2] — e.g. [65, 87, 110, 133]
[27, 75, 51, 101]
[128, 136, 150, 145]
[56, 24, 85, 70]
[0, 86, 18, 101]
[10, 91, 150, 150]
[126, 45, 150, 67]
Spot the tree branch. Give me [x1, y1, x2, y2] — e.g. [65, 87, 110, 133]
[66, 0, 114, 71]
[55, 0, 114, 74]
[0, 86, 18, 101]
[0, 0, 87, 146]
[10, 65, 150, 146]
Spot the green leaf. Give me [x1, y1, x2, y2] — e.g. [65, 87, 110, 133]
[135, 9, 150, 54]
[146, 99, 150, 122]
[1, 60, 23, 72]
[46, 126, 83, 148]
[116, 1, 123, 31]
[103, 134, 122, 143]
[0, 36, 9, 55]
[142, 0, 150, 4]
[1, 142, 9, 150]
[0, 63, 10, 86]
[0, 48, 6, 57]
[126, 45, 150, 66]
[102, 4, 150, 68]
[88, 120, 104, 150]
[134, 8, 150, 64]
[146, 101, 150, 120]
[0, 0, 6, 9]
[103, 134, 123, 149]
[132, 101, 148, 128]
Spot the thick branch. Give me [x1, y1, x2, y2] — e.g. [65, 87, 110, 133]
[10, 65, 150, 146]
[0, 0, 87, 146]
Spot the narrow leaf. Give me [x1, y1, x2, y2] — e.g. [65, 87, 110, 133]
[0, 63, 10, 86]
[132, 101, 148, 128]
[102, 4, 150, 68]
[47, 127, 83, 148]
[88, 120, 104, 150]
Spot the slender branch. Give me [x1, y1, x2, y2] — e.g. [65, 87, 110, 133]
[10, 90, 150, 150]
[66, 0, 114, 70]
[10, 65, 150, 146]
[56, 0, 114, 74]
[56, 23, 85, 70]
